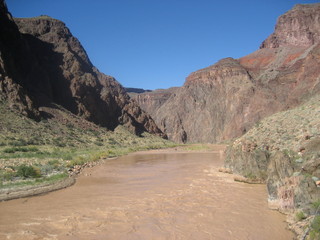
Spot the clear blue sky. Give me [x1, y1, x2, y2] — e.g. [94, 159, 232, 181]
[6, 0, 320, 90]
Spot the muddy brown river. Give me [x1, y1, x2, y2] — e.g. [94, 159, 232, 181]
[0, 147, 294, 239]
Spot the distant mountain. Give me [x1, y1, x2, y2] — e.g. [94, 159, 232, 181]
[133, 3, 320, 143]
[0, 0, 165, 138]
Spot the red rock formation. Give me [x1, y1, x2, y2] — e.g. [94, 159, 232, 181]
[142, 3, 320, 143]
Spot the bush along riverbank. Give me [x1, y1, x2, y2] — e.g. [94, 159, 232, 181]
[0, 132, 177, 201]
[224, 96, 320, 239]
[0, 103, 177, 201]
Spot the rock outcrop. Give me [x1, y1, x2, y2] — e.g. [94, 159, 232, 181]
[137, 3, 320, 143]
[222, 5, 320, 238]
[128, 87, 178, 117]
[260, 4, 320, 48]
[225, 96, 320, 215]
[0, 0, 165, 137]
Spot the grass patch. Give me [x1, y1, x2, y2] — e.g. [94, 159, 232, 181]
[312, 200, 320, 211]
[0, 100, 177, 191]
[295, 211, 307, 221]
[309, 215, 320, 240]
[245, 172, 256, 179]
[3, 146, 39, 153]
[1, 173, 68, 189]
[16, 164, 41, 178]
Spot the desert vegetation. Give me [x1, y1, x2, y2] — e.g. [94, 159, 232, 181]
[0, 101, 177, 191]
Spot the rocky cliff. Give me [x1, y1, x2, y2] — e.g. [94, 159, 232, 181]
[223, 4, 320, 237]
[0, 0, 165, 137]
[140, 3, 320, 143]
[225, 96, 320, 237]
[261, 4, 320, 48]
[128, 87, 178, 117]
[0, 0, 40, 119]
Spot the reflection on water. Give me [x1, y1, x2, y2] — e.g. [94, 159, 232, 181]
[0, 148, 294, 240]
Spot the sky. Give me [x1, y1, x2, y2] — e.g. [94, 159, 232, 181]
[6, 0, 320, 90]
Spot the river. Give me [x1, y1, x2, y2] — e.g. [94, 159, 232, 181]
[0, 146, 294, 239]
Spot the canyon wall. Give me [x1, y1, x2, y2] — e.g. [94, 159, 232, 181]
[134, 3, 320, 143]
[0, 0, 165, 137]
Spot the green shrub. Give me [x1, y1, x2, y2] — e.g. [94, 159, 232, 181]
[296, 211, 307, 221]
[0, 170, 15, 181]
[309, 216, 320, 240]
[311, 215, 320, 232]
[245, 172, 258, 180]
[108, 138, 118, 145]
[48, 159, 60, 166]
[3, 147, 16, 153]
[3, 146, 39, 153]
[9, 139, 27, 146]
[26, 137, 43, 145]
[67, 156, 86, 167]
[282, 149, 299, 160]
[56, 142, 66, 147]
[66, 123, 74, 129]
[89, 129, 99, 136]
[312, 200, 320, 211]
[16, 164, 41, 178]
[52, 137, 66, 147]
[94, 141, 103, 146]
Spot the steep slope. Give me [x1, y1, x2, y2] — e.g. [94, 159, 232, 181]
[0, 0, 40, 119]
[142, 3, 320, 143]
[155, 58, 275, 143]
[0, 0, 165, 137]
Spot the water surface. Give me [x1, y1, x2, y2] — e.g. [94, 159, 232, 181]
[0, 147, 294, 239]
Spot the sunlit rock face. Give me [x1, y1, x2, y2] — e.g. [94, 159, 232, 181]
[135, 3, 320, 143]
[223, 4, 320, 231]
[260, 3, 320, 48]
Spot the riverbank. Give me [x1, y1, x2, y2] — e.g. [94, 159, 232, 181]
[0, 121, 178, 201]
[0, 144, 299, 239]
[0, 176, 75, 201]
[0, 147, 294, 240]
[0, 144, 225, 202]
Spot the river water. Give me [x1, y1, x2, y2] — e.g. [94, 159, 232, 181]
[0, 147, 294, 239]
